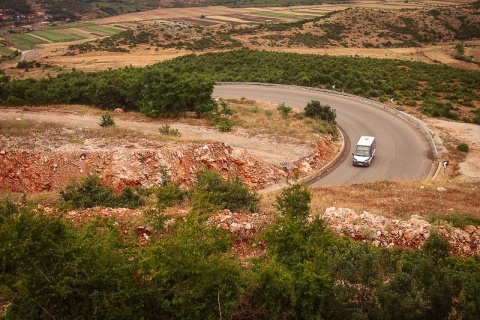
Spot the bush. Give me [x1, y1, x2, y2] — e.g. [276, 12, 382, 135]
[420, 100, 459, 120]
[209, 100, 236, 131]
[190, 170, 260, 214]
[155, 183, 186, 211]
[99, 113, 115, 127]
[217, 118, 235, 132]
[275, 184, 311, 221]
[159, 124, 181, 137]
[304, 100, 337, 123]
[60, 175, 146, 209]
[115, 186, 146, 209]
[277, 102, 292, 118]
[457, 143, 470, 152]
[16, 60, 40, 69]
[60, 175, 115, 208]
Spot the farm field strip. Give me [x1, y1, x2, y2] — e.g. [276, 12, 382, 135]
[3, 33, 49, 49]
[108, 23, 136, 29]
[250, 11, 308, 20]
[223, 14, 283, 23]
[170, 18, 220, 26]
[206, 15, 252, 23]
[31, 30, 87, 43]
[48, 22, 96, 30]
[0, 46, 14, 56]
[290, 9, 328, 15]
[75, 24, 123, 36]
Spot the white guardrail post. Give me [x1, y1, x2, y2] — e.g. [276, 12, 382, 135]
[217, 82, 439, 159]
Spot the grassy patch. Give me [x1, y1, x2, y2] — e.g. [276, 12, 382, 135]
[47, 22, 96, 30]
[3, 33, 49, 49]
[428, 213, 480, 228]
[31, 30, 86, 43]
[76, 24, 123, 36]
[251, 11, 307, 20]
[0, 46, 14, 56]
[226, 98, 334, 142]
[0, 119, 62, 137]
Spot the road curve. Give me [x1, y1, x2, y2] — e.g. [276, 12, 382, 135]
[213, 83, 434, 187]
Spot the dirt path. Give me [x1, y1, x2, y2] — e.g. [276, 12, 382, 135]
[425, 118, 480, 180]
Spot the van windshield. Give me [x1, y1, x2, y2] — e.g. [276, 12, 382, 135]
[355, 145, 370, 157]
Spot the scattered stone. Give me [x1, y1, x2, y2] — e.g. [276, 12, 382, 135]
[322, 207, 480, 257]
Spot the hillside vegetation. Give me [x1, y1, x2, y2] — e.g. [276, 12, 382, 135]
[1, 0, 347, 23]
[1, 2, 480, 319]
[2, 50, 479, 122]
[1, 181, 480, 319]
[60, 2, 480, 52]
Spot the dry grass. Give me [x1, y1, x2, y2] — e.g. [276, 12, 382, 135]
[225, 98, 336, 143]
[0, 119, 63, 137]
[0, 117, 164, 150]
[308, 179, 480, 220]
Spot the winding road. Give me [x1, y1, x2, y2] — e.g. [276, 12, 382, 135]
[213, 83, 434, 187]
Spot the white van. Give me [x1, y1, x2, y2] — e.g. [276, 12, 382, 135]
[352, 136, 376, 167]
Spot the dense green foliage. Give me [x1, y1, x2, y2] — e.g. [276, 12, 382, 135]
[60, 175, 145, 209]
[1, 50, 478, 122]
[2, 183, 480, 319]
[304, 99, 337, 123]
[0, 0, 32, 14]
[190, 170, 260, 214]
[0, 66, 216, 117]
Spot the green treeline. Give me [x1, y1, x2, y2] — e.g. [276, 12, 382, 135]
[1, 177, 480, 319]
[0, 67, 216, 117]
[2, 50, 480, 122]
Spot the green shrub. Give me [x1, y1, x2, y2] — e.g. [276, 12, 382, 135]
[219, 100, 234, 116]
[217, 118, 235, 132]
[159, 124, 181, 137]
[16, 60, 40, 69]
[420, 100, 459, 119]
[190, 170, 260, 214]
[60, 175, 146, 209]
[60, 175, 115, 208]
[0, 197, 20, 222]
[277, 102, 292, 118]
[155, 183, 186, 210]
[429, 213, 480, 228]
[457, 143, 470, 152]
[99, 112, 115, 127]
[115, 186, 146, 209]
[304, 100, 337, 123]
[275, 184, 311, 221]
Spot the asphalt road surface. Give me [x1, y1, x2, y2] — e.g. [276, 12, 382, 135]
[213, 83, 434, 187]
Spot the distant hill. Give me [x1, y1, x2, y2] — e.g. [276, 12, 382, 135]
[1, 0, 347, 24]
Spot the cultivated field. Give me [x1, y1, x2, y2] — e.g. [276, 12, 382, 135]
[1, 0, 478, 80]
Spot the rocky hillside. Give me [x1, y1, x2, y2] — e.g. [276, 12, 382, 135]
[0, 107, 338, 193]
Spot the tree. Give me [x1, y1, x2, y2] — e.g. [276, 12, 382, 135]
[250, 184, 337, 318]
[0, 205, 141, 319]
[190, 170, 260, 214]
[275, 183, 311, 221]
[304, 100, 337, 123]
[137, 216, 241, 319]
[139, 68, 215, 117]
